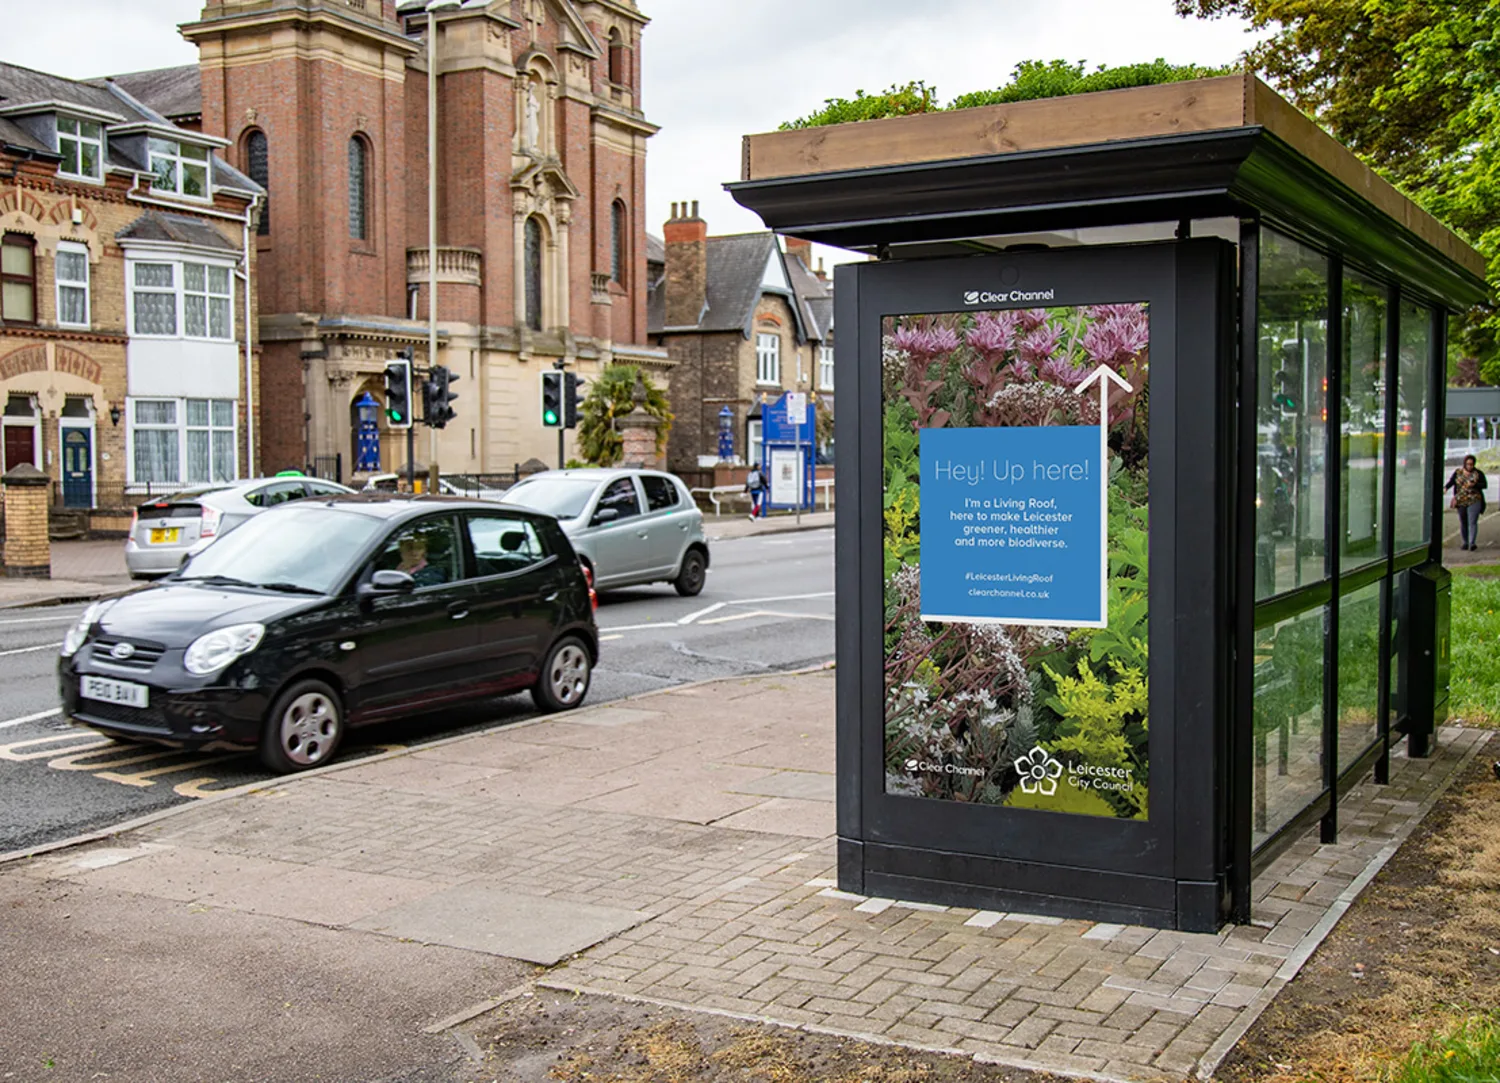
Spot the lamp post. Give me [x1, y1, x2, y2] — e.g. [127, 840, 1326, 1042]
[426, 0, 461, 485]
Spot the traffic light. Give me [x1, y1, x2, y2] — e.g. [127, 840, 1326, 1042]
[424, 364, 460, 429]
[383, 353, 413, 429]
[541, 370, 563, 428]
[563, 372, 583, 429]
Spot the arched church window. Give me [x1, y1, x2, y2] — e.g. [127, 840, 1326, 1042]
[525, 216, 543, 331]
[244, 130, 269, 235]
[608, 29, 628, 85]
[348, 136, 371, 241]
[610, 200, 626, 284]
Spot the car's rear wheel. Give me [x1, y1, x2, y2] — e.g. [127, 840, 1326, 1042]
[260, 678, 345, 773]
[673, 548, 707, 597]
[531, 636, 592, 712]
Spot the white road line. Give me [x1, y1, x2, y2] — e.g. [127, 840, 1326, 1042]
[0, 708, 61, 731]
[677, 601, 725, 625]
[0, 642, 61, 658]
[599, 634, 623, 642]
[0, 614, 82, 627]
[728, 591, 834, 605]
[598, 622, 668, 633]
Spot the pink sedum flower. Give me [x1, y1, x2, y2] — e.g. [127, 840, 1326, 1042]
[892, 323, 959, 361]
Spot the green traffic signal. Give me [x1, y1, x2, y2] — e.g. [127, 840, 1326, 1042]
[543, 409, 559, 425]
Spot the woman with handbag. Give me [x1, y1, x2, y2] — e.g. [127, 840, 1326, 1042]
[1444, 454, 1489, 551]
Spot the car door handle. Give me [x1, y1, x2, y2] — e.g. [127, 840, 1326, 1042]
[636, 531, 649, 538]
[543, 592, 559, 602]
[448, 602, 469, 620]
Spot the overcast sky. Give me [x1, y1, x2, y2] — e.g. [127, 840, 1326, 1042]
[8, 0, 1261, 264]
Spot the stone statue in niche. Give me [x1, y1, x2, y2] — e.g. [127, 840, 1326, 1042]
[523, 81, 542, 151]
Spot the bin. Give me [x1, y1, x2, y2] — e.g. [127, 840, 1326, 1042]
[1399, 563, 1451, 758]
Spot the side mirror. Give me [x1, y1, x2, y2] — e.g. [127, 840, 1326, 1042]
[362, 569, 417, 596]
[591, 506, 620, 526]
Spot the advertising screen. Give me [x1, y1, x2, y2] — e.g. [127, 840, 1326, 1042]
[882, 303, 1151, 819]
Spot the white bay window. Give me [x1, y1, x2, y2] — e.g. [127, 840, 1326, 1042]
[756, 332, 781, 386]
[129, 259, 234, 341]
[55, 242, 90, 328]
[129, 398, 237, 486]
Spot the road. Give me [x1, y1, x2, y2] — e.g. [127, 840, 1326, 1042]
[0, 528, 834, 854]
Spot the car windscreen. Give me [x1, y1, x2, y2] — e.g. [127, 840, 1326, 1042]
[176, 505, 383, 594]
[499, 478, 598, 519]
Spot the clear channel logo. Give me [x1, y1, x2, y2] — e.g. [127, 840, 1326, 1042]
[904, 757, 984, 778]
[963, 288, 1056, 305]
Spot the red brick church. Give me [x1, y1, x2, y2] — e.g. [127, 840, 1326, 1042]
[119, 0, 663, 478]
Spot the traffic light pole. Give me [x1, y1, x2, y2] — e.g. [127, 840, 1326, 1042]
[406, 423, 415, 492]
[558, 428, 565, 470]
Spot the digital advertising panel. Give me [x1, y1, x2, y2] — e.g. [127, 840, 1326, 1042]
[881, 303, 1151, 820]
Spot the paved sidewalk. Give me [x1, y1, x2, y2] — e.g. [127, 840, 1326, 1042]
[704, 509, 834, 541]
[0, 540, 135, 608]
[3, 670, 1486, 1081]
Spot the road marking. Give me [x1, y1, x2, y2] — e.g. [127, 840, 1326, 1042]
[677, 601, 725, 625]
[0, 708, 61, 731]
[598, 622, 669, 633]
[0, 613, 83, 627]
[0, 642, 61, 658]
[697, 610, 773, 625]
[729, 591, 834, 605]
[0, 733, 111, 761]
[599, 634, 623, 642]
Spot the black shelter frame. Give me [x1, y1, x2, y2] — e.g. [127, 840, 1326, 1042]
[729, 120, 1487, 929]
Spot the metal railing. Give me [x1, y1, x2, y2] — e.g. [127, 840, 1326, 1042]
[691, 478, 835, 516]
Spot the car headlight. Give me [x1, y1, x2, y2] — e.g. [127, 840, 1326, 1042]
[183, 623, 265, 676]
[60, 602, 102, 659]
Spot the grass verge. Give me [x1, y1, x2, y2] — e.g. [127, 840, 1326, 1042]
[1393, 1015, 1500, 1083]
[1452, 565, 1500, 726]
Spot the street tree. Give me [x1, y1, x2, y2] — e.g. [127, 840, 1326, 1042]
[576, 364, 672, 467]
[1177, 0, 1499, 376]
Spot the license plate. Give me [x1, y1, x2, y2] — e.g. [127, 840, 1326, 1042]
[149, 528, 181, 545]
[80, 676, 149, 709]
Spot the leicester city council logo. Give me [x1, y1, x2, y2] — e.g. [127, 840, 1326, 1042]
[1015, 747, 1063, 797]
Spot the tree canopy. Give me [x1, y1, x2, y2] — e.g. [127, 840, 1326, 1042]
[576, 365, 672, 467]
[1178, 0, 1499, 378]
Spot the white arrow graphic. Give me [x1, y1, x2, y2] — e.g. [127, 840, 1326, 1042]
[1075, 364, 1133, 626]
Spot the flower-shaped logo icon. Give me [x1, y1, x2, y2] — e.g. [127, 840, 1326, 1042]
[1014, 746, 1063, 797]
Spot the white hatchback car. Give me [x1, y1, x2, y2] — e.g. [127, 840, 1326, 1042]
[125, 476, 353, 578]
[500, 468, 709, 595]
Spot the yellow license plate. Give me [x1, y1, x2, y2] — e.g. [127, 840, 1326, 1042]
[149, 528, 181, 544]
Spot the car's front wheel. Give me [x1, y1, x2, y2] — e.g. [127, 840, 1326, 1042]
[531, 636, 592, 712]
[260, 678, 345, 773]
[673, 548, 707, 597]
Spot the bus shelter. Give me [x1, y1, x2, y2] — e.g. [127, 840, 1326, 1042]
[728, 74, 1488, 931]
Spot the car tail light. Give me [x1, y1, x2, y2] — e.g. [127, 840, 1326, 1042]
[582, 562, 597, 611]
[200, 505, 222, 539]
[130, 508, 139, 531]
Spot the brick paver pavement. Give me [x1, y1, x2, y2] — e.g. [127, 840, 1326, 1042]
[13, 668, 1488, 1082]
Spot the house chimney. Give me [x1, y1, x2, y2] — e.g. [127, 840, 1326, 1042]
[664, 200, 707, 328]
[784, 235, 812, 269]
[815, 256, 827, 282]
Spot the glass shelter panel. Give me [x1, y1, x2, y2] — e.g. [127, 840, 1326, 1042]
[1394, 302, 1434, 552]
[1252, 606, 1327, 846]
[1256, 229, 1329, 600]
[1341, 270, 1389, 570]
[1337, 580, 1382, 772]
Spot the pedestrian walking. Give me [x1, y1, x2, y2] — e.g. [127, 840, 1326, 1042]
[745, 462, 767, 521]
[1445, 454, 1489, 551]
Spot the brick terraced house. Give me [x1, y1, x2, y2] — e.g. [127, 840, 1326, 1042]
[122, 0, 663, 480]
[648, 203, 832, 471]
[0, 61, 261, 519]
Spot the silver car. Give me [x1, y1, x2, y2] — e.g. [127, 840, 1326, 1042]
[500, 468, 709, 595]
[125, 476, 354, 578]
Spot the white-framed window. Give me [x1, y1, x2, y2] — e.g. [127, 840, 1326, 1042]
[756, 332, 781, 386]
[818, 344, 834, 391]
[56, 117, 103, 183]
[128, 397, 238, 486]
[128, 259, 235, 341]
[149, 137, 210, 200]
[55, 242, 89, 328]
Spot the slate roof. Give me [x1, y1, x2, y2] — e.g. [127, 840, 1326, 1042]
[117, 210, 239, 252]
[0, 116, 52, 155]
[108, 65, 202, 121]
[647, 230, 831, 343]
[0, 61, 260, 198]
[646, 232, 665, 265]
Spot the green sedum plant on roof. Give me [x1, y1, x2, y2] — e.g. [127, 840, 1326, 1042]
[779, 59, 1235, 131]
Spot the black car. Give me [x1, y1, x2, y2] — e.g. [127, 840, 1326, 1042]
[59, 495, 599, 773]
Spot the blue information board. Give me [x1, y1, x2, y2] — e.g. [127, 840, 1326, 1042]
[918, 425, 1105, 627]
[760, 393, 816, 510]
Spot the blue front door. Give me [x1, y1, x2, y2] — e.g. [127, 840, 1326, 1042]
[62, 427, 92, 508]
